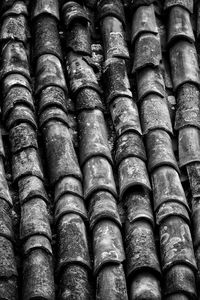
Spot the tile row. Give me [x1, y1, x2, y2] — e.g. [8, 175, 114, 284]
[165, 0, 200, 295]
[130, 1, 198, 299]
[0, 1, 54, 299]
[0, 133, 18, 299]
[31, 1, 94, 299]
[63, 1, 128, 298]
[98, 0, 162, 298]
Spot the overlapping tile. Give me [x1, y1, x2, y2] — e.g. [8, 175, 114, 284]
[99, 0, 162, 298]
[0, 2, 54, 299]
[32, 0, 93, 299]
[0, 134, 18, 299]
[165, 0, 200, 294]
[130, 1, 198, 298]
[63, 1, 129, 299]
[0, 0, 199, 298]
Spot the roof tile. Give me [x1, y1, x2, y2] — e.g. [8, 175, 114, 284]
[9, 123, 38, 153]
[178, 127, 200, 167]
[83, 156, 117, 200]
[0, 41, 30, 81]
[18, 175, 49, 205]
[167, 6, 195, 45]
[130, 271, 161, 299]
[32, 0, 60, 20]
[35, 54, 67, 95]
[175, 83, 200, 130]
[109, 96, 142, 136]
[169, 40, 199, 91]
[96, 264, 128, 300]
[146, 129, 179, 172]
[22, 249, 55, 300]
[136, 67, 165, 101]
[101, 16, 129, 60]
[57, 213, 91, 273]
[59, 265, 93, 300]
[78, 109, 113, 166]
[140, 94, 173, 135]
[164, 0, 193, 14]
[163, 265, 197, 298]
[115, 131, 147, 165]
[125, 219, 161, 277]
[2, 87, 35, 122]
[88, 191, 121, 230]
[43, 121, 82, 184]
[20, 197, 52, 241]
[33, 15, 63, 60]
[151, 166, 189, 211]
[131, 4, 158, 44]
[0, 15, 30, 44]
[118, 156, 151, 199]
[132, 33, 162, 72]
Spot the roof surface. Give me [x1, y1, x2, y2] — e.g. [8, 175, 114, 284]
[0, 0, 199, 299]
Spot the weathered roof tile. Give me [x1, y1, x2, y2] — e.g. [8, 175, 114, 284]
[20, 197, 52, 241]
[12, 147, 44, 182]
[18, 175, 49, 205]
[83, 156, 117, 200]
[140, 94, 173, 135]
[178, 127, 200, 168]
[136, 67, 165, 101]
[125, 189, 155, 226]
[32, 0, 60, 20]
[0, 14, 30, 44]
[164, 0, 193, 14]
[2, 87, 35, 122]
[110, 96, 142, 136]
[54, 194, 87, 224]
[35, 54, 67, 95]
[23, 249, 55, 300]
[125, 219, 161, 277]
[163, 265, 197, 298]
[167, 6, 195, 46]
[9, 123, 38, 153]
[146, 129, 179, 172]
[101, 16, 129, 60]
[97, 0, 125, 25]
[88, 191, 121, 230]
[131, 4, 158, 44]
[175, 83, 200, 130]
[43, 121, 82, 184]
[0, 41, 30, 81]
[133, 33, 162, 72]
[59, 265, 93, 300]
[118, 156, 151, 199]
[169, 40, 199, 91]
[33, 15, 63, 60]
[130, 271, 161, 299]
[78, 109, 113, 166]
[57, 213, 91, 273]
[93, 219, 125, 275]
[152, 166, 189, 212]
[62, 1, 90, 29]
[115, 132, 147, 165]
